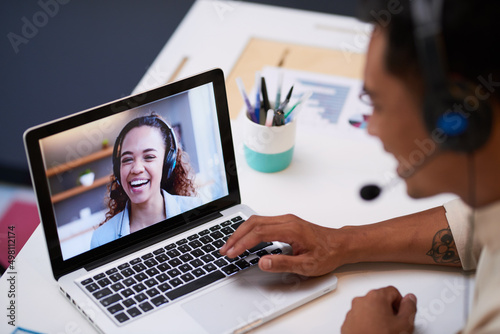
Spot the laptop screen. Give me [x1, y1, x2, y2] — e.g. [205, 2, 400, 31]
[25, 69, 239, 277]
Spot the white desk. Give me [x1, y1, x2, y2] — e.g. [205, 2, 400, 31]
[1, 1, 471, 333]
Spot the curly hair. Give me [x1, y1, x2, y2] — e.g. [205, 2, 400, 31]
[102, 113, 197, 224]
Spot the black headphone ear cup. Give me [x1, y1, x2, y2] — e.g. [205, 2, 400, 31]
[161, 120, 178, 182]
[164, 147, 177, 180]
[410, 0, 493, 153]
[424, 80, 492, 152]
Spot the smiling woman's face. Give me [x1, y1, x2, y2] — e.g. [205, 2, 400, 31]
[119, 125, 166, 205]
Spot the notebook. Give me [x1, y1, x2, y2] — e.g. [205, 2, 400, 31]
[24, 68, 337, 334]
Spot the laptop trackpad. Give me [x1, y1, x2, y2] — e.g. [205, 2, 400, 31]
[181, 279, 271, 334]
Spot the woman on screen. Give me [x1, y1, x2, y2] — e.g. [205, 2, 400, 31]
[90, 113, 201, 248]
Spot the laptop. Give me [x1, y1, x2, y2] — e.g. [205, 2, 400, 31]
[24, 68, 337, 333]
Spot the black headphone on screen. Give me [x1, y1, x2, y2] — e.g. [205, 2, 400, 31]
[410, 0, 492, 152]
[112, 114, 178, 186]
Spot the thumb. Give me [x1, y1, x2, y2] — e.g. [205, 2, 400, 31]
[397, 294, 417, 328]
[258, 254, 312, 275]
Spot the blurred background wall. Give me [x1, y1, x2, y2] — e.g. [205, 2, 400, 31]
[0, 0, 357, 185]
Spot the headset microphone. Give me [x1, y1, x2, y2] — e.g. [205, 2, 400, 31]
[360, 146, 442, 201]
[360, 184, 381, 201]
[360, 175, 400, 201]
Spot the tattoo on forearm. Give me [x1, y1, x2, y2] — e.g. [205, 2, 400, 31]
[426, 226, 460, 264]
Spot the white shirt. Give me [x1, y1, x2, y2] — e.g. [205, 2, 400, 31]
[90, 189, 202, 249]
[445, 199, 500, 333]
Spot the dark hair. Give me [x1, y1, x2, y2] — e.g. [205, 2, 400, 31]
[357, 0, 500, 101]
[103, 113, 197, 223]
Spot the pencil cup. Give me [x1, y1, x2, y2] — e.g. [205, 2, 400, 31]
[243, 115, 297, 173]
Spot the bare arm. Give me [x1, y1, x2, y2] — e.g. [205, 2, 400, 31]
[338, 208, 456, 333]
[220, 206, 460, 276]
[342, 206, 460, 267]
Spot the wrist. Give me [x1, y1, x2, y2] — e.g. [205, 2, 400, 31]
[326, 225, 369, 267]
[334, 224, 383, 266]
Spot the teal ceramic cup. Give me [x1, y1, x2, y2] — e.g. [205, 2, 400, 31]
[243, 115, 297, 173]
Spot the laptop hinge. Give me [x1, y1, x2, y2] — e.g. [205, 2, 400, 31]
[84, 211, 224, 272]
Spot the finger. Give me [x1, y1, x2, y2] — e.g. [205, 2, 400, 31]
[368, 286, 402, 313]
[397, 294, 417, 327]
[258, 254, 314, 276]
[221, 216, 292, 258]
[219, 215, 261, 254]
[223, 222, 284, 258]
[370, 286, 402, 301]
[385, 286, 403, 314]
[220, 215, 269, 254]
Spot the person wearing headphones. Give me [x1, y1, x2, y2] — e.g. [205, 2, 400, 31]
[90, 113, 202, 249]
[220, 0, 500, 332]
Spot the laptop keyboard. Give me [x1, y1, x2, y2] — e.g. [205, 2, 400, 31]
[78, 216, 284, 325]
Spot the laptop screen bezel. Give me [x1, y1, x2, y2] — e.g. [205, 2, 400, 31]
[24, 68, 241, 280]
